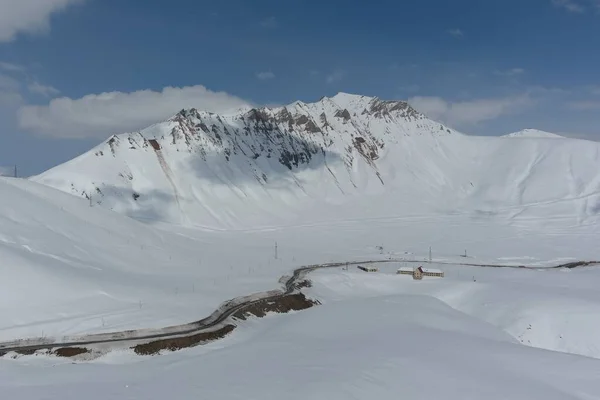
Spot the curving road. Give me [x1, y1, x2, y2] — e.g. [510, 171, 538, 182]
[0, 258, 597, 356]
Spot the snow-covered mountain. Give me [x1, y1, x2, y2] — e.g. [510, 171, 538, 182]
[503, 129, 564, 139]
[32, 93, 600, 228]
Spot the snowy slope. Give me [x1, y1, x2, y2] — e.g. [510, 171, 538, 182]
[2, 292, 600, 400]
[7, 92, 600, 350]
[3, 174, 600, 346]
[503, 128, 565, 138]
[33, 93, 600, 229]
[0, 177, 297, 341]
[309, 263, 600, 359]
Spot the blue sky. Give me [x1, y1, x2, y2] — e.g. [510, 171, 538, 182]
[0, 0, 599, 176]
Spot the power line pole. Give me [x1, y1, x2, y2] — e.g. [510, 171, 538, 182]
[14, 165, 17, 178]
[429, 246, 432, 262]
[275, 241, 278, 260]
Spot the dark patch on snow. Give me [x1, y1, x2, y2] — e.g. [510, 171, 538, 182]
[233, 293, 319, 321]
[53, 347, 90, 358]
[133, 325, 235, 356]
[148, 139, 161, 151]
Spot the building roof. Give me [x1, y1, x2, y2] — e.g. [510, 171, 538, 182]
[398, 267, 414, 272]
[422, 268, 443, 274]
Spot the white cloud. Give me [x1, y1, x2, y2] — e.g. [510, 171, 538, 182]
[256, 71, 275, 81]
[18, 85, 252, 139]
[408, 94, 534, 127]
[27, 81, 60, 97]
[0, 0, 85, 42]
[326, 70, 346, 84]
[447, 29, 464, 37]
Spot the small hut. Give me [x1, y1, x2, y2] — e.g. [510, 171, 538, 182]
[397, 267, 414, 276]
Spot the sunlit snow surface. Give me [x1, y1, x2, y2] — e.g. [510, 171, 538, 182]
[2, 288, 600, 399]
[3, 94, 600, 399]
[2, 175, 600, 398]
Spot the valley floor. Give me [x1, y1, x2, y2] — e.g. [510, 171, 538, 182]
[3, 267, 600, 400]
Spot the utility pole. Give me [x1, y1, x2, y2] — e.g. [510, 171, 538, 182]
[89, 193, 93, 207]
[13, 165, 17, 178]
[275, 241, 278, 260]
[429, 246, 432, 262]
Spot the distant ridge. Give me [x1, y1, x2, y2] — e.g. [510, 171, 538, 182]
[503, 129, 564, 139]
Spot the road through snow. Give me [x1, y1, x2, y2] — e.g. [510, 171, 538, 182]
[1, 258, 597, 357]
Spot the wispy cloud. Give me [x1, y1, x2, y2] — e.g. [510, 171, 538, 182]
[447, 28, 464, 38]
[28, 81, 60, 97]
[260, 16, 278, 29]
[0, 61, 25, 73]
[494, 68, 526, 77]
[256, 71, 275, 81]
[552, 0, 586, 12]
[0, 73, 20, 90]
[0, 62, 59, 105]
[552, 0, 600, 12]
[568, 100, 600, 110]
[0, 71, 23, 107]
[587, 85, 600, 95]
[0, 0, 86, 42]
[326, 70, 345, 84]
[408, 94, 534, 127]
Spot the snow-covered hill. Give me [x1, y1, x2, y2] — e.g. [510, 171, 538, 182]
[4, 280, 600, 399]
[3, 174, 600, 346]
[33, 92, 600, 229]
[503, 128, 564, 139]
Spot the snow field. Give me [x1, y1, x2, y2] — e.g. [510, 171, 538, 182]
[2, 292, 600, 400]
[307, 262, 600, 359]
